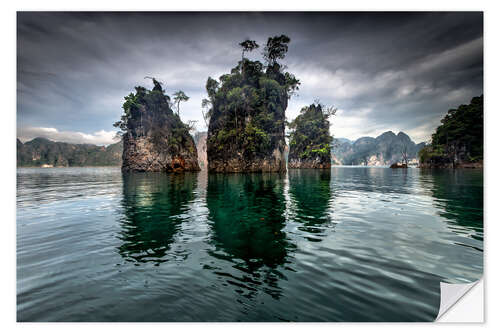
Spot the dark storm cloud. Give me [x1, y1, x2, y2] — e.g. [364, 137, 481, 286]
[17, 12, 483, 144]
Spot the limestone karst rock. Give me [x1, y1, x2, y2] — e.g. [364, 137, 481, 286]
[331, 132, 425, 166]
[193, 131, 208, 169]
[116, 82, 200, 172]
[288, 104, 332, 169]
[205, 35, 299, 173]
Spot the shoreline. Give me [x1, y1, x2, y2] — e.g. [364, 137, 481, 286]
[17, 165, 121, 168]
[17, 165, 482, 170]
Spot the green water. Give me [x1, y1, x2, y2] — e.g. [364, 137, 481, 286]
[17, 167, 483, 321]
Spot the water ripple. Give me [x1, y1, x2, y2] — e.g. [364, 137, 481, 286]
[17, 167, 483, 321]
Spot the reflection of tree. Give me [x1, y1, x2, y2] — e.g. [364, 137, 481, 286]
[207, 173, 289, 267]
[205, 173, 292, 300]
[423, 169, 483, 240]
[288, 169, 332, 240]
[118, 172, 197, 264]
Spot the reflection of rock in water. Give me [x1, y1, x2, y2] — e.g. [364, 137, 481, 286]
[207, 173, 290, 267]
[118, 172, 197, 264]
[206, 173, 292, 300]
[423, 169, 483, 240]
[288, 169, 333, 240]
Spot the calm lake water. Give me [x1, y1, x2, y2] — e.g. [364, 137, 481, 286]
[16, 167, 483, 322]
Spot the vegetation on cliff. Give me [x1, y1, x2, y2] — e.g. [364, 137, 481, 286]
[114, 79, 199, 172]
[288, 103, 335, 168]
[419, 95, 483, 167]
[114, 80, 192, 155]
[17, 137, 122, 167]
[204, 35, 300, 172]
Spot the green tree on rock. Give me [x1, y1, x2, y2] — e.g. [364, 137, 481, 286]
[173, 90, 189, 116]
[263, 35, 291, 66]
[205, 35, 300, 172]
[288, 103, 335, 169]
[419, 95, 483, 168]
[239, 39, 259, 61]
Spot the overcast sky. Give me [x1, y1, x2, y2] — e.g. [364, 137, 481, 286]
[17, 12, 483, 145]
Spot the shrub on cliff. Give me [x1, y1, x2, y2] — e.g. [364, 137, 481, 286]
[204, 35, 300, 170]
[419, 95, 483, 167]
[288, 103, 335, 164]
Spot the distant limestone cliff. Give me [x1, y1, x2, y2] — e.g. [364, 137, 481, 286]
[194, 131, 208, 169]
[288, 104, 333, 169]
[205, 35, 300, 172]
[17, 137, 122, 167]
[114, 80, 200, 172]
[331, 131, 425, 166]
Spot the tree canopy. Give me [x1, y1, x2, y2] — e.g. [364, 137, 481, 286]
[239, 39, 259, 60]
[288, 103, 334, 161]
[263, 35, 291, 66]
[419, 95, 483, 165]
[205, 35, 300, 160]
[173, 90, 190, 115]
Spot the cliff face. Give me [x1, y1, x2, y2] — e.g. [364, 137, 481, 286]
[419, 95, 483, 169]
[331, 131, 425, 166]
[288, 104, 332, 169]
[194, 132, 208, 169]
[17, 137, 122, 167]
[117, 83, 199, 172]
[122, 135, 199, 172]
[205, 36, 299, 173]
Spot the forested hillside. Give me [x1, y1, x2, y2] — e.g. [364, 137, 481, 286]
[419, 95, 483, 168]
[17, 137, 122, 167]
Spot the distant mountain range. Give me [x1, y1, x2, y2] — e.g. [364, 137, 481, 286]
[17, 131, 425, 168]
[331, 131, 426, 166]
[17, 137, 122, 167]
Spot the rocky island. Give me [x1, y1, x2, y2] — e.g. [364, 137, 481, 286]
[114, 80, 200, 172]
[288, 103, 334, 169]
[419, 95, 483, 168]
[204, 35, 300, 172]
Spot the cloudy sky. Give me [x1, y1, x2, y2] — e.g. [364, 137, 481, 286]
[17, 12, 483, 145]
